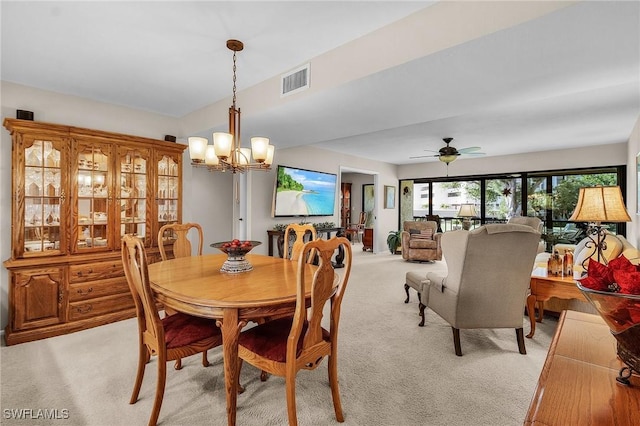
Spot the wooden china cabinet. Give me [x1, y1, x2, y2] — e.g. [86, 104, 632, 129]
[3, 118, 186, 345]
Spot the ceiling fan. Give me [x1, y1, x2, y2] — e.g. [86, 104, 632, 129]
[410, 137, 485, 165]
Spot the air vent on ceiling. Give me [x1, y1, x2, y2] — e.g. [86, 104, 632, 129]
[281, 63, 310, 97]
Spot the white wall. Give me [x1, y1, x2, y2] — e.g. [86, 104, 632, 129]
[627, 116, 640, 247]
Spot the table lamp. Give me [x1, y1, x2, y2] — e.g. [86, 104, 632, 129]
[568, 185, 631, 268]
[458, 204, 477, 231]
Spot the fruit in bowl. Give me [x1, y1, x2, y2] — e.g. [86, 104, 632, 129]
[212, 239, 261, 256]
[211, 240, 262, 273]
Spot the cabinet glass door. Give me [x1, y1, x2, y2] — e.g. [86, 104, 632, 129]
[75, 144, 110, 251]
[157, 153, 180, 228]
[22, 138, 65, 256]
[119, 148, 149, 245]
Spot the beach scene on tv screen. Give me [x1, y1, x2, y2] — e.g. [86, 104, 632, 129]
[275, 167, 336, 216]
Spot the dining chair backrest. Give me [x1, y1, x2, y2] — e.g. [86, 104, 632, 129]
[158, 222, 204, 261]
[122, 234, 163, 342]
[283, 223, 317, 262]
[294, 237, 352, 356]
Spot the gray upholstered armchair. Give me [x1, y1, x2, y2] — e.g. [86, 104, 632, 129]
[424, 224, 540, 356]
[401, 221, 442, 262]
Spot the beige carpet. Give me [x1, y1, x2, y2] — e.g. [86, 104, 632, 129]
[0, 246, 557, 425]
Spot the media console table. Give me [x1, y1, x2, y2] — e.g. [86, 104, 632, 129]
[525, 310, 639, 425]
[266, 227, 345, 267]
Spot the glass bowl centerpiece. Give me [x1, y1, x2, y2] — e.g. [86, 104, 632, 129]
[577, 255, 640, 385]
[211, 240, 261, 274]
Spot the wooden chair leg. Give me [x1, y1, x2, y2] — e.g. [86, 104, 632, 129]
[452, 327, 462, 356]
[516, 328, 527, 354]
[404, 284, 410, 303]
[202, 350, 210, 367]
[260, 370, 269, 381]
[418, 302, 426, 327]
[328, 353, 344, 422]
[285, 370, 298, 426]
[149, 354, 168, 426]
[130, 343, 149, 404]
[237, 359, 245, 394]
[173, 358, 182, 370]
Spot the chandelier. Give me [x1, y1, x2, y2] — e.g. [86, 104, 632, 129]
[188, 39, 274, 173]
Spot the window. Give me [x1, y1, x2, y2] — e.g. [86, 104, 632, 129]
[399, 166, 625, 240]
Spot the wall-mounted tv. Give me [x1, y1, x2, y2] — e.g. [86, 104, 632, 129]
[273, 165, 337, 217]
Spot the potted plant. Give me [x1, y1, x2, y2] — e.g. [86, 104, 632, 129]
[387, 230, 402, 254]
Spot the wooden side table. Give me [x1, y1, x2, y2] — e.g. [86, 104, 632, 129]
[527, 267, 586, 338]
[525, 310, 640, 425]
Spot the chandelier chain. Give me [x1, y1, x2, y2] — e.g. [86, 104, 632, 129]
[232, 50, 237, 108]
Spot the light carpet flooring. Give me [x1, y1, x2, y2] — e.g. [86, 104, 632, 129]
[0, 245, 558, 425]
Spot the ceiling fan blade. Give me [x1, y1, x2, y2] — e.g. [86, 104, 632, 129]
[463, 152, 486, 157]
[457, 146, 482, 153]
[409, 154, 439, 159]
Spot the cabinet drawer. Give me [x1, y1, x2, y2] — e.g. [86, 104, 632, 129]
[68, 293, 134, 321]
[69, 260, 124, 283]
[69, 277, 130, 302]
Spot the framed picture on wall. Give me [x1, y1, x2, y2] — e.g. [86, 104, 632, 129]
[363, 184, 374, 227]
[384, 185, 396, 209]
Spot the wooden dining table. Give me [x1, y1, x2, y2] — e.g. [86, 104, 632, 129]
[147, 253, 316, 426]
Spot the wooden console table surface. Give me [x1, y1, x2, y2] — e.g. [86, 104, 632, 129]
[525, 310, 640, 425]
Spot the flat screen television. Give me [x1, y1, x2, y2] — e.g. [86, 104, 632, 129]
[273, 165, 337, 217]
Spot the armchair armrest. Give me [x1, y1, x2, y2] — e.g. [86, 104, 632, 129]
[426, 272, 447, 292]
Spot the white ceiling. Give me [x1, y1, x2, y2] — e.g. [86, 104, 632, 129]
[2, 1, 639, 166]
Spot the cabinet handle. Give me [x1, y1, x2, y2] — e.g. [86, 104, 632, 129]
[58, 289, 63, 303]
[76, 269, 93, 277]
[77, 287, 93, 296]
[76, 305, 93, 314]
[60, 190, 66, 203]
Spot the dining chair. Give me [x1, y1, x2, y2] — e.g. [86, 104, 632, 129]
[121, 234, 222, 426]
[283, 223, 317, 262]
[345, 211, 367, 243]
[237, 237, 353, 425]
[157, 222, 204, 261]
[157, 222, 205, 368]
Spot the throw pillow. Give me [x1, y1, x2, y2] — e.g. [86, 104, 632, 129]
[412, 229, 433, 240]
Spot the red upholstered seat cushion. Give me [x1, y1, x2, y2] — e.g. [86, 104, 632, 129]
[238, 317, 330, 363]
[162, 312, 220, 349]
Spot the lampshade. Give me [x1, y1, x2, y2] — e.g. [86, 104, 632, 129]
[265, 145, 275, 166]
[213, 132, 233, 159]
[458, 204, 477, 218]
[250, 137, 269, 163]
[569, 186, 631, 223]
[188, 137, 208, 163]
[204, 145, 219, 165]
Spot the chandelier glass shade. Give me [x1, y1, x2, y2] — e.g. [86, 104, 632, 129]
[188, 39, 274, 173]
